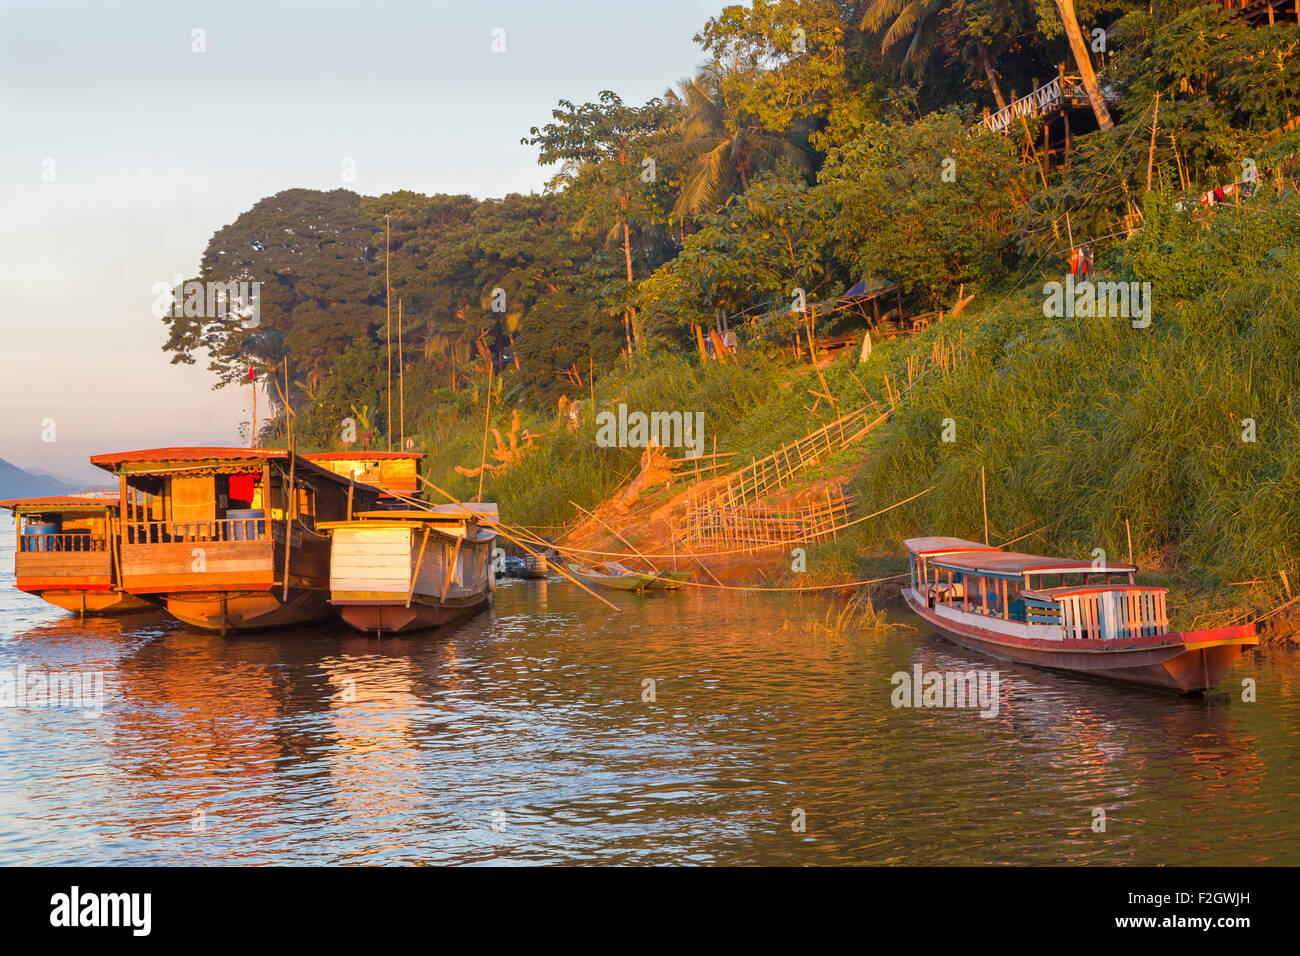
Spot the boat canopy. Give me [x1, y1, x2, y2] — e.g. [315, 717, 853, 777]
[930, 550, 1136, 580]
[90, 446, 357, 488]
[352, 503, 499, 522]
[904, 537, 1000, 557]
[0, 496, 118, 514]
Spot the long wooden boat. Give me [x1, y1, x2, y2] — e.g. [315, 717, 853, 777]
[567, 562, 656, 591]
[902, 537, 1257, 694]
[319, 504, 497, 634]
[89, 447, 380, 633]
[0, 496, 153, 615]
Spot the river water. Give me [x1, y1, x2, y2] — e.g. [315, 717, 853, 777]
[1, 512, 1296, 865]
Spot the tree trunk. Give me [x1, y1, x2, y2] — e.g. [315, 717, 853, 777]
[1053, 0, 1113, 131]
[978, 45, 1007, 111]
[622, 221, 640, 353]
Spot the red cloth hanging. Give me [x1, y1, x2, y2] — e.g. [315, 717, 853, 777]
[229, 473, 257, 505]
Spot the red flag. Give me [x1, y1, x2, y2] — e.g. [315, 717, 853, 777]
[248, 367, 255, 383]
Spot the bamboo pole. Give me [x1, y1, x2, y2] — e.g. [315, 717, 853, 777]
[440, 532, 463, 603]
[981, 465, 989, 545]
[398, 298, 405, 447]
[1146, 91, 1160, 193]
[408, 525, 431, 608]
[281, 449, 296, 602]
[569, 499, 657, 573]
[417, 476, 622, 613]
[477, 360, 493, 502]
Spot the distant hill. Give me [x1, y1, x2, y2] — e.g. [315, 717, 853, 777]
[0, 458, 78, 499]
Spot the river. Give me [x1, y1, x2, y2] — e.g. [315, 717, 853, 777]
[1, 512, 1296, 865]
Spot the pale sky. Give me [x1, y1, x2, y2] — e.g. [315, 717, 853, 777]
[0, 0, 716, 484]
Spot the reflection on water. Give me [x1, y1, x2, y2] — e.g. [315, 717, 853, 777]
[0, 512, 1296, 865]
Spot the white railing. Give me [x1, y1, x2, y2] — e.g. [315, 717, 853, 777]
[1058, 589, 1168, 640]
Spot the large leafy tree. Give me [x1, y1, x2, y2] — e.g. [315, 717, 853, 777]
[160, 188, 380, 411]
[636, 169, 839, 338]
[821, 112, 1029, 305]
[523, 91, 674, 354]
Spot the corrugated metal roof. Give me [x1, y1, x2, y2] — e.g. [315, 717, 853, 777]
[90, 447, 291, 469]
[932, 550, 1136, 576]
[904, 537, 1000, 556]
[303, 452, 424, 462]
[0, 496, 118, 511]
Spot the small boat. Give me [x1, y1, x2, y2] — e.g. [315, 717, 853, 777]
[567, 562, 656, 591]
[319, 504, 497, 634]
[518, 549, 554, 579]
[902, 537, 1258, 694]
[90, 447, 381, 633]
[0, 496, 154, 615]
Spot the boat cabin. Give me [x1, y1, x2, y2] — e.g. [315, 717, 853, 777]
[904, 538, 1169, 641]
[302, 452, 424, 506]
[318, 503, 498, 634]
[0, 496, 150, 614]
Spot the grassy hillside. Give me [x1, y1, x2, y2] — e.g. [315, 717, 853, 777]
[414, 188, 1300, 631]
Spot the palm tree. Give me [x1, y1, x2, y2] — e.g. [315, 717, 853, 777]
[1051, 0, 1113, 131]
[668, 65, 809, 221]
[861, 0, 953, 80]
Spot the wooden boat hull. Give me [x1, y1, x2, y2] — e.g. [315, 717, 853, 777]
[160, 587, 330, 632]
[28, 587, 154, 615]
[904, 588, 1255, 693]
[335, 594, 490, 634]
[568, 565, 654, 591]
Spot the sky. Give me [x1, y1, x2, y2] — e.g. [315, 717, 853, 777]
[0, 0, 718, 484]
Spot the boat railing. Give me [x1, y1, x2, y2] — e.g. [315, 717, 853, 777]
[125, 517, 268, 545]
[18, 532, 106, 553]
[1021, 595, 1061, 625]
[1057, 588, 1168, 640]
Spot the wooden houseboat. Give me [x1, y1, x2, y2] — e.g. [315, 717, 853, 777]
[0, 496, 153, 615]
[902, 537, 1258, 693]
[89, 447, 380, 633]
[319, 503, 497, 634]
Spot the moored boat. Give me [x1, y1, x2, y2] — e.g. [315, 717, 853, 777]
[319, 504, 497, 634]
[0, 496, 154, 615]
[902, 537, 1257, 693]
[567, 562, 656, 591]
[90, 447, 380, 633]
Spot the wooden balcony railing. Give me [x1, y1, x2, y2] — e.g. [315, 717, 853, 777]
[125, 517, 267, 544]
[19, 533, 106, 553]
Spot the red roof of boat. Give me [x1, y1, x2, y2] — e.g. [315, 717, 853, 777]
[931, 550, 1136, 575]
[0, 496, 118, 511]
[90, 447, 293, 469]
[904, 537, 1001, 556]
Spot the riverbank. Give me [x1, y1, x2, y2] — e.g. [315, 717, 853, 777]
[401, 191, 1300, 643]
